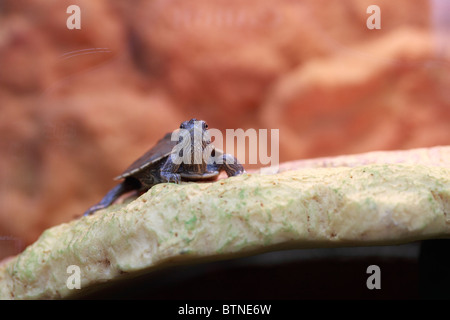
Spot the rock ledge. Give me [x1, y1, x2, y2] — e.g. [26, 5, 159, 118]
[0, 147, 449, 299]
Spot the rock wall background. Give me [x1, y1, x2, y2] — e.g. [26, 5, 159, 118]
[0, 0, 449, 255]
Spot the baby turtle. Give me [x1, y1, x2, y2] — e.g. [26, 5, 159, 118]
[83, 118, 245, 216]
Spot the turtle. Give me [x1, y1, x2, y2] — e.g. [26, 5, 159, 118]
[83, 118, 245, 216]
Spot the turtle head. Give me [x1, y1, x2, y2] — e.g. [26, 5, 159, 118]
[176, 119, 212, 167]
[178, 118, 211, 145]
[179, 118, 207, 130]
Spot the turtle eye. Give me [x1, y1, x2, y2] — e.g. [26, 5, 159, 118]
[203, 122, 208, 129]
[180, 123, 185, 129]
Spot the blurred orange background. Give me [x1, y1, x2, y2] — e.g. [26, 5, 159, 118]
[0, 0, 449, 257]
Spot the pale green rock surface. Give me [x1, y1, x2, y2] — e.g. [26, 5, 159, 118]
[0, 161, 449, 299]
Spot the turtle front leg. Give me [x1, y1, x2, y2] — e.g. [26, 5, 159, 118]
[216, 153, 245, 177]
[160, 155, 182, 183]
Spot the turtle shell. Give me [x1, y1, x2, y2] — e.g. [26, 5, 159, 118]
[114, 132, 176, 180]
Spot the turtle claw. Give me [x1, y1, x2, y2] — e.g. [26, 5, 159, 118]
[161, 172, 181, 184]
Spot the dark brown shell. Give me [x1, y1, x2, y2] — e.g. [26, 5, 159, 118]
[114, 132, 176, 180]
